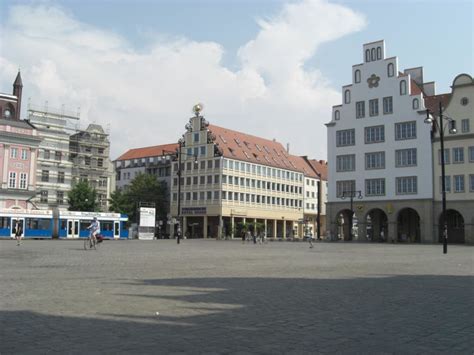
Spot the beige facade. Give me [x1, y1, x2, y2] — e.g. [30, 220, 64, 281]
[431, 74, 474, 243]
[169, 112, 326, 239]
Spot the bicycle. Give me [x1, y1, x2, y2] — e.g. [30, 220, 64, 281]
[84, 233, 98, 250]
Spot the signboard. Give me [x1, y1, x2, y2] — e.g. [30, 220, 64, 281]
[139, 207, 156, 227]
[139, 207, 156, 240]
[182, 207, 207, 215]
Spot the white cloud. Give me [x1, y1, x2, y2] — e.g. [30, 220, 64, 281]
[0, 0, 366, 159]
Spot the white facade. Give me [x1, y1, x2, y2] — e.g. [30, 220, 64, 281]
[326, 40, 436, 242]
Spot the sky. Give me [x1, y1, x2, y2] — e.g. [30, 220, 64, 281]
[0, 0, 472, 160]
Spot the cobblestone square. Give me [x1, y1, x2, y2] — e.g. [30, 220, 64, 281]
[0, 240, 473, 354]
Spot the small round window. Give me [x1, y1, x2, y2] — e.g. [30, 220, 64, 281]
[461, 97, 469, 106]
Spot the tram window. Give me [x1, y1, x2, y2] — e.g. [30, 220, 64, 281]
[60, 220, 67, 230]
[26, 218, 39, 229]
[102, 221, 113, 231]
[38, 219, 51, 230]
[80, 220, 92, 231]
[0, 217, 10, 228]
[114, 223, 120, 236]
[26, 218, 51, 230]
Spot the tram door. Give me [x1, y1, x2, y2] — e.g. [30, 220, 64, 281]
[114, 221, 120, 239]
[67, 220, 80, 238]
[11, 218, 25, 238]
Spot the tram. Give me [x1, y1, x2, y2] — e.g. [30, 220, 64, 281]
[0, 209, 129, 239]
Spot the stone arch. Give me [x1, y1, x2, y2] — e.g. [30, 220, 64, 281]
[439, 209, 465, 244]
[365, 208, 388, 242]
[335, 209, 353, 241]
[397, 208, 421, 242]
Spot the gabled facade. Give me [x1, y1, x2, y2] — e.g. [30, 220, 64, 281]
[430, 74, 474, 243]
[169, 111, 325, 239]
[326, 40, 435, 243]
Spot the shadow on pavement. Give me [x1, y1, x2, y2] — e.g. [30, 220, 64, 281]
[1, 275, 473, 354]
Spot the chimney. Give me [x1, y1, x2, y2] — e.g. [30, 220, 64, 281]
[286, 143, 290, 153]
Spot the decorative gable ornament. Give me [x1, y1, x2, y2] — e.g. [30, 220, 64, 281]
[367, 74, 380, 88]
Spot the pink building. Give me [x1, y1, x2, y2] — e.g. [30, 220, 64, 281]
[0, 72, 41, 209]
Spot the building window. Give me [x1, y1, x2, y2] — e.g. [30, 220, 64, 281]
[54, 151, 61, 161]
[453, 147, 464, 163]
[58, 172, 65, 184]
[85, 157, 91, 166]
[396, 176, 417, 195]
[470, 175, 474, 192]
[344, 90, 351, 104]
[356, 101, 365, 118]
[40, 190, 48, 203]
[57, 191, 64, 205]
[336, 180, 355, 198]
[354, 69, 361, 83]
[365, 49, 370, 62]
[365, 152, 385, 170]
[371, 48, 375, 61]
[365, 125, 385, 144]
[395, 148, 417, 167]
[400, 80, 407, 95]
[365, 178, 385, 196]
[368, 99, 378, 116]
[336, 154, 356, 172]
[376, 47, 382, 60]
[383, 97, 393, 114]
[193, 176, 198, 185]
[387, 63, 394, 77]
[336, 129, 355, 147]
[469, 147, 474, 162]
[18, 173, 27, 189]
[8, 172, 16, 188]
[461, 119, 470, 133]
[214, 191, 220, 200]
[186, 177, 191, 186]
[44, 150, 50, 159]
[454, 175, 465, 192]
[97, 158, 103, 167]
[194, 133, 199, 142]
[334, 110, 340, 121]
[395, 121, 416, 140]
[412, 98, 419, 110]
[10, 147, 17, 159]
[200, 146, 206, 156]
[440, 176, 451, 193]
[21, 149, 28, 160]
[461, 97, 469, 106]
[41, 170, 49, 182]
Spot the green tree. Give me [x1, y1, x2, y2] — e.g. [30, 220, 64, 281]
[68, 180, 99, 211]
[111, 173, 168, 224]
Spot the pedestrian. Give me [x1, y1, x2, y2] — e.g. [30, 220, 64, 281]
[309, 233, 314, 249]
[14, 221, 23, 246]
[241, 230, 246, 244]
[252, 231, 257, 244]
[246, 230, 251, 243]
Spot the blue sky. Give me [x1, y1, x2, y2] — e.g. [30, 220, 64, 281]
[0, 0, 472, 158]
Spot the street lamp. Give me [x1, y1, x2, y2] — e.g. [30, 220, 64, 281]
[316, 173, 322, 240]
[163, 140, 198, 244]
[425, 101, 456, 254]
[340, 190, 362, 240]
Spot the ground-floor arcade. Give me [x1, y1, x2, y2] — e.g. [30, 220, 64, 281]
[432, 200, 474, 244]
[326, 199, 434, 243]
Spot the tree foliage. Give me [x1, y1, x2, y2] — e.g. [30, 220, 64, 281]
[108, 173, 169, 224]
[68, 180, 99, 211]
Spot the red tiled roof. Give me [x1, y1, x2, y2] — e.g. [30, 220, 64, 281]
[306, 159, 328, 181]
[208, 124, 317, 177]
[410, 79, 423, 96]
[423, 94, 452, 115]
[115, 143, 179, 161]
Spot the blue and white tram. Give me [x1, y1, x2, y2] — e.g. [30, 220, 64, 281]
[0, 209, 54, 239]
[58, 211, 129, 239]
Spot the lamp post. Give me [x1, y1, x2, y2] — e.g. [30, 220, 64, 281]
[425, 101, 456, 254]
[163, 140, 198, 244]
[316, 173, 322, 240]
[340, 190, 362, 240]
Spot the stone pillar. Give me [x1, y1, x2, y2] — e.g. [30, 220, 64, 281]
[203, 216, 208, 239]
[231, 216, 235, 239]
[218, 215, 223, 239]
[264, 219, 267, 237]
[387, 219, 396, 243]
[273, 219, 277, 238]
[29, 148, 36, 186]
[254, 218, 257, 236]
[182, 216, 188, 237]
